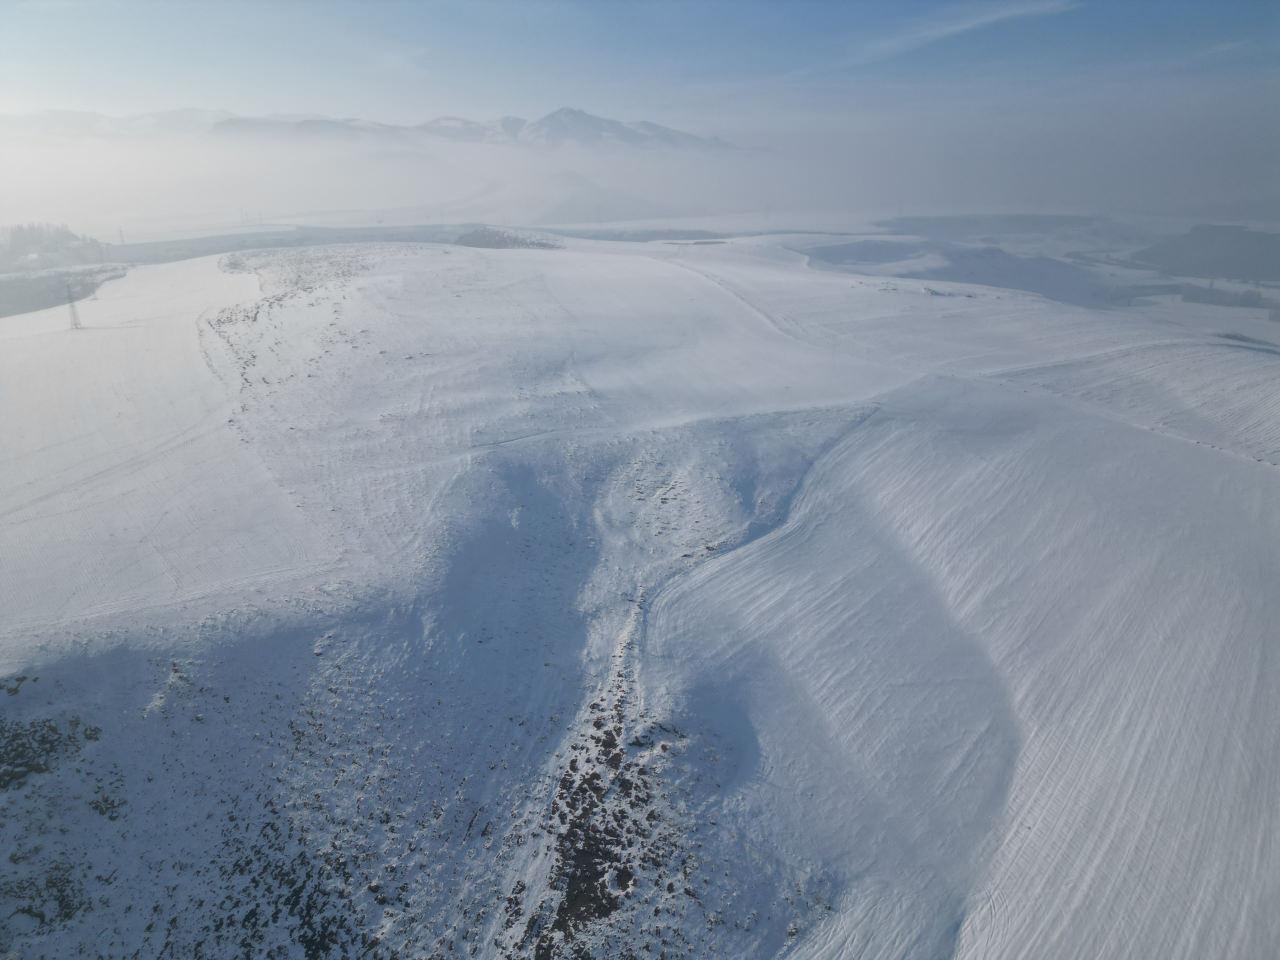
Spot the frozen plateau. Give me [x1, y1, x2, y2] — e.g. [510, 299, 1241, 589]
[2, 224, 1278, 959]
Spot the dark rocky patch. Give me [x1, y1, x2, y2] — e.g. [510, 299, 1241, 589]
[0, 714, 99, 790]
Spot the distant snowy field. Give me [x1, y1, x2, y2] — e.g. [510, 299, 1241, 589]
[2, 232, 1277, 958]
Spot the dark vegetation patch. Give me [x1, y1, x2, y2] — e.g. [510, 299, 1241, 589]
[502, 628, 701, 960]
[542, 227, 728, 242]
[200, 792, 379, 960]
[3, 673, 35, 696]
[0, 861, 88, 931]
[1179, 282, 1279, 311]
[0, 714, 100, 790]
[0, 267, 126, 319]
[455, 226, 560, 249]
[1132, 225, 1280, 282]
[806, 238, 929, 264]
[0, 220, 565, 320]
[808, 239, 1112, 306]
[874, 213, 1101, 240]
[0, 223, 106, 272]
[88, 224, 464, 265]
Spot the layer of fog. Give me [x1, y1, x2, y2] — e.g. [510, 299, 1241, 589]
[1, 88, 1274, 242]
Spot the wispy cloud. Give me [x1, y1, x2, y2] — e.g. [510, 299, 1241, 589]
[1188, 39, 1249, 63]
[860, 1, 1077, 64]
[820, 0, 1078, 74]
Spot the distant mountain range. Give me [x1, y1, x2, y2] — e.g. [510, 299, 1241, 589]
[0, 107, 732, 150]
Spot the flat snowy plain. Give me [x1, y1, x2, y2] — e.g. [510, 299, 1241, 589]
[1, 231, 1277, 958]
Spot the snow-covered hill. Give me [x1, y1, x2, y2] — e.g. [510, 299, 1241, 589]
[1, 234, 1276, 958]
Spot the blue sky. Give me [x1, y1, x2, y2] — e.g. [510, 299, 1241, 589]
[1, 0, 1275, 131]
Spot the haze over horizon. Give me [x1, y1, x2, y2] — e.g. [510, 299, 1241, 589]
[2, 0, 1277, 234]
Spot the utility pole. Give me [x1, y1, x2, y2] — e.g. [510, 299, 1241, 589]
[66, 283, 82, 331]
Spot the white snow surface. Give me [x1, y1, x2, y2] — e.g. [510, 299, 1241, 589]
[1, 236, 1276, 959]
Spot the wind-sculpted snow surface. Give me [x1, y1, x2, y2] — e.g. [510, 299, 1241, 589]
[640, 417, 1021, 958]
[1, 235, 1277, 958]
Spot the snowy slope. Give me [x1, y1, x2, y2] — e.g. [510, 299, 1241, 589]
[1, 235, 1276, 958]
[0, 259, 328, 637]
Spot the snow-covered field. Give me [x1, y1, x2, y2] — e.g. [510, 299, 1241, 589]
[2, 234, 1276, 958]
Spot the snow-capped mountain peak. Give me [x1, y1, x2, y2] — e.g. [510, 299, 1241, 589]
[517, 107, 729, 149]
[0, 107, 729, 150]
